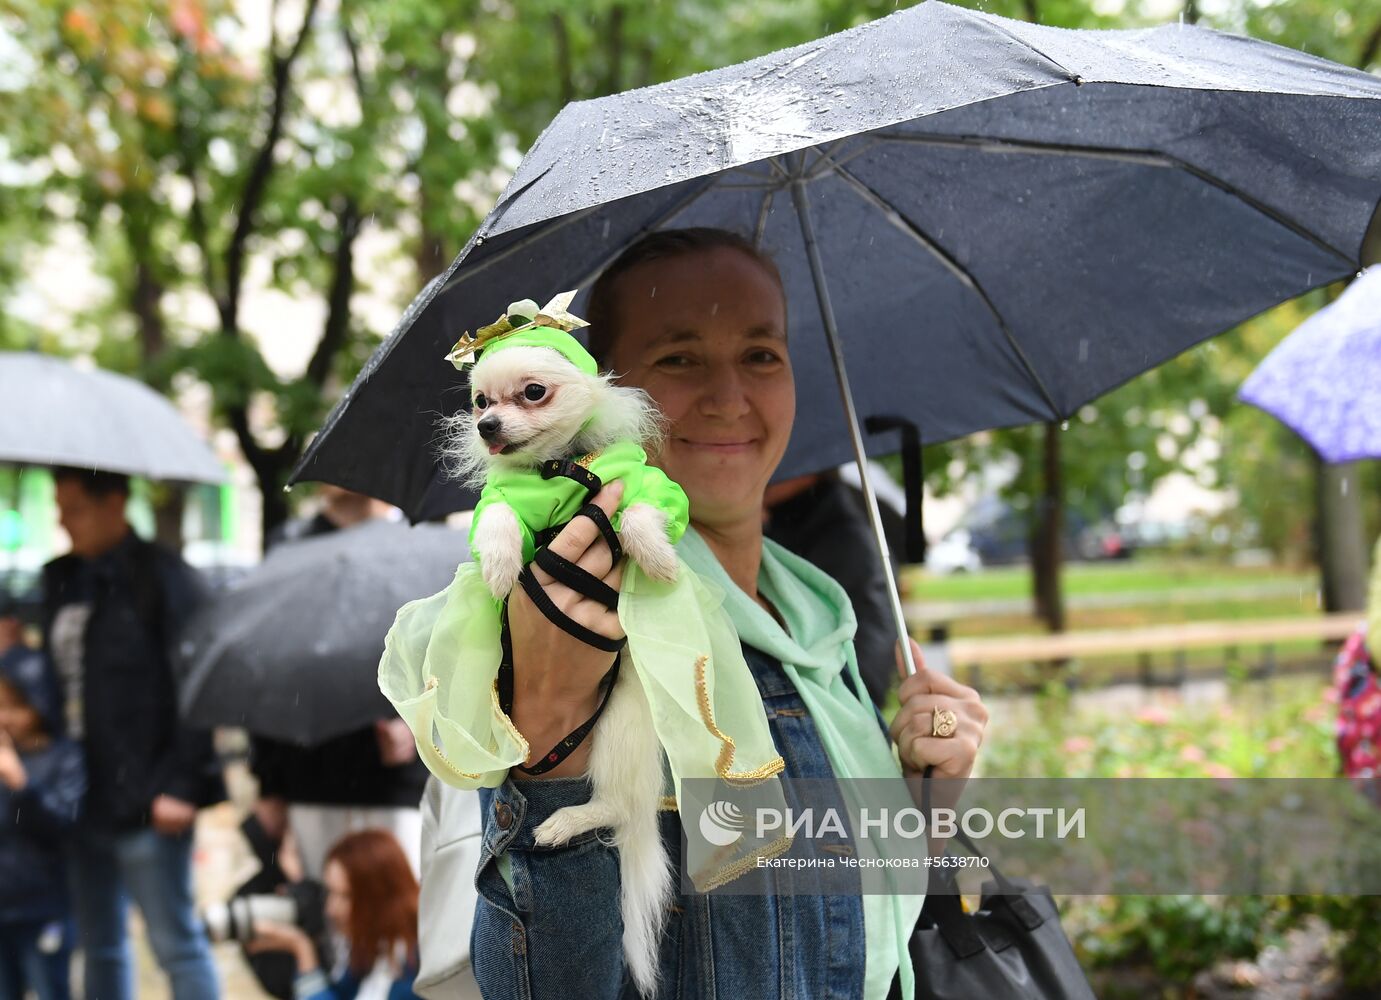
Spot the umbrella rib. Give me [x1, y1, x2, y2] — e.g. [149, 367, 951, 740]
[753, 189, 775, 248]
[876, 131, 1355, 264]
[821, 154, 1064, 419]
[805, 138, 883, 180]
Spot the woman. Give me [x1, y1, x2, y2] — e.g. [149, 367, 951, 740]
[473, 228, 988, 1000]
[248, 829, 421, 1000]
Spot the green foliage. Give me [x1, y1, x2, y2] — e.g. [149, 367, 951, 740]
[980, 678, 1376, 988]
[978, 676, 1337, 780]
[1075, 894, 1284, 985]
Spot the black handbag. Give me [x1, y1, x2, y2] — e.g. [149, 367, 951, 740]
[906, 766, 1096, 1000]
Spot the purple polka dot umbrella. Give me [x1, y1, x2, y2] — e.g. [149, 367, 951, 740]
[1239, 267, 1381, 464]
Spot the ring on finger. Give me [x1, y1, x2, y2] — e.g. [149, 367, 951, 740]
[932, 707, 959, 738]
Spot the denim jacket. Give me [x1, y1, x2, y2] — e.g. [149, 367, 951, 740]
[472, 645, 888, 1000]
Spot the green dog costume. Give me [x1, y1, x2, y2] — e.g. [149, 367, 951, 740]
[448, 299, 691, 565]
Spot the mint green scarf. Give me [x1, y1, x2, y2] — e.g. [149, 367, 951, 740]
[679, 529, 925, 1000]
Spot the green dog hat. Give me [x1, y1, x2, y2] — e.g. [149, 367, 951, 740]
[446, 291, 596, 376]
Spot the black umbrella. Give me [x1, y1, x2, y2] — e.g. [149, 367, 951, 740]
[291, 1, 1381, 673]
[176, 519, 469, 744]
[0, 352, 225, 483]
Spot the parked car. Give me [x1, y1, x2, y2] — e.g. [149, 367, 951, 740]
[925, 529, 983, 575]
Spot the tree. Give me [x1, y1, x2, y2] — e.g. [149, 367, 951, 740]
[1, 0, 508, 543]
[1, 0, 1371, 561]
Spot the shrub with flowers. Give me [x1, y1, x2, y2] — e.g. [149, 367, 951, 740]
[974, 676, 1345, 992]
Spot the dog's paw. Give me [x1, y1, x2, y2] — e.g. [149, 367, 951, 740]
[534, 801, 620, 847]
[474, 503, 525, 598]
[481, 554, 522, 600]
[620, 504, 678, 583]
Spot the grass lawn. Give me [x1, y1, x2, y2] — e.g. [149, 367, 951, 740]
[887, 556, 1343, 693]
[902, 556, 1317, 604]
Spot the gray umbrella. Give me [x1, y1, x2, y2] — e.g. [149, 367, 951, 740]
[0, 352, 225, 483]
[176, 518, 469, 745]
[290, 1, 1381, 673]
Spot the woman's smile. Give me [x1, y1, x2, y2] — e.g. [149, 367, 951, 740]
[674, 436, 760, 454]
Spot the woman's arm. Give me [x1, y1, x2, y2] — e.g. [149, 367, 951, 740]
[504, 482, 627, 779]
[246, 923, 335, 1000]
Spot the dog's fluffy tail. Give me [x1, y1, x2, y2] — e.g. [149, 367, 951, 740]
[608, 677, 673, 997]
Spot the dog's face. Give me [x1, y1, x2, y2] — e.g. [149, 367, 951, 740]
[466, 346, 600, 468]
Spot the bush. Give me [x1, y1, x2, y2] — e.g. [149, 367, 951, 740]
[974, 676, 1338, 988]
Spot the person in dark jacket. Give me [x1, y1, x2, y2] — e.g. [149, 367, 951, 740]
[42, 468, 223, 1000]
[765, 470, 907, 707]
[0, 611, 84, 1000]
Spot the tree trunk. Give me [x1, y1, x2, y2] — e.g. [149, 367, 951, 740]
[1030, 421, 1066, 633]
[130, 257, 188, 551]
[252, 453, 293, 551]
[1316, 459, 1368, 612]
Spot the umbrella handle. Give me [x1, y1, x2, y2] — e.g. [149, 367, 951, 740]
[791, 177, 921, 678]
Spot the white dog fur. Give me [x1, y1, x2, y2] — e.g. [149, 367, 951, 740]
[446, 344, 675, 995]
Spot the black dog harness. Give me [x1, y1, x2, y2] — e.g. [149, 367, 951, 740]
[496, 459, 628, 775]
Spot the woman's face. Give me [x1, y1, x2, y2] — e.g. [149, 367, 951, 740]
[605, 246, 795, 532]
[322, 859, 351, 932]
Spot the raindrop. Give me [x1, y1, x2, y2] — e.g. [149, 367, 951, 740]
[710, 303, 719, 316]
[650, 286, 657, 298]
[1060, 420, 1070, 431]
[602, 219, 611, 239]
[1341, 478, 1349, 497]
[1078, 338, 1089, 362]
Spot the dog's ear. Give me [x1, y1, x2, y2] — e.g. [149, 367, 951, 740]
[580, 377, 666, 452]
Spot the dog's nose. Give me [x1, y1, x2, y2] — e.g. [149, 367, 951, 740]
[477, 415, 502, 440]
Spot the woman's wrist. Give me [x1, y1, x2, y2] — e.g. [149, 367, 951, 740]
[292, 937, 319, 974]
[510, 692, 601, 779]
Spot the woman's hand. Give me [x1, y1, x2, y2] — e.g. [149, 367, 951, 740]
[506, 481, 626, 778]
[150, 794, 197, 836]
[246, 920, 318, 973]
[890, 639, 988, 856]
[889, 638, 988, 782]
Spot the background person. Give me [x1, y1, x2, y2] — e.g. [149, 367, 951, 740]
[765, 470, 906, 707]
[42, 467, 223, 1000]
[249, 484, 428, 879]
[246, 828, 422, 1000]
[0, 609, 84, 1000]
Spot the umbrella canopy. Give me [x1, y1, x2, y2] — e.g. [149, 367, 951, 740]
[176, 518, 469, 745]
[291, 1, 1381, 521]
[1239, 267, 1381, 463]
[0, 352, 225, 484]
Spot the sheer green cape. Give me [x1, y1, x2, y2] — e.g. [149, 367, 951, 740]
[378, 554, 791, 888]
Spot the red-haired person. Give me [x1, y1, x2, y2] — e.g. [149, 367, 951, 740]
[247, 830, 421, 1000]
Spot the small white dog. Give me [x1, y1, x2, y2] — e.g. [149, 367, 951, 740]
[443, 315, 683, 996]
[446, 342, 679, 598]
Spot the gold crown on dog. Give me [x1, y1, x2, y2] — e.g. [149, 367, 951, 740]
[446, 290, 589, 370]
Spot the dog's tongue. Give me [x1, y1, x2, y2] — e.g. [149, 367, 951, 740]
[488, 442, 505, 455]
